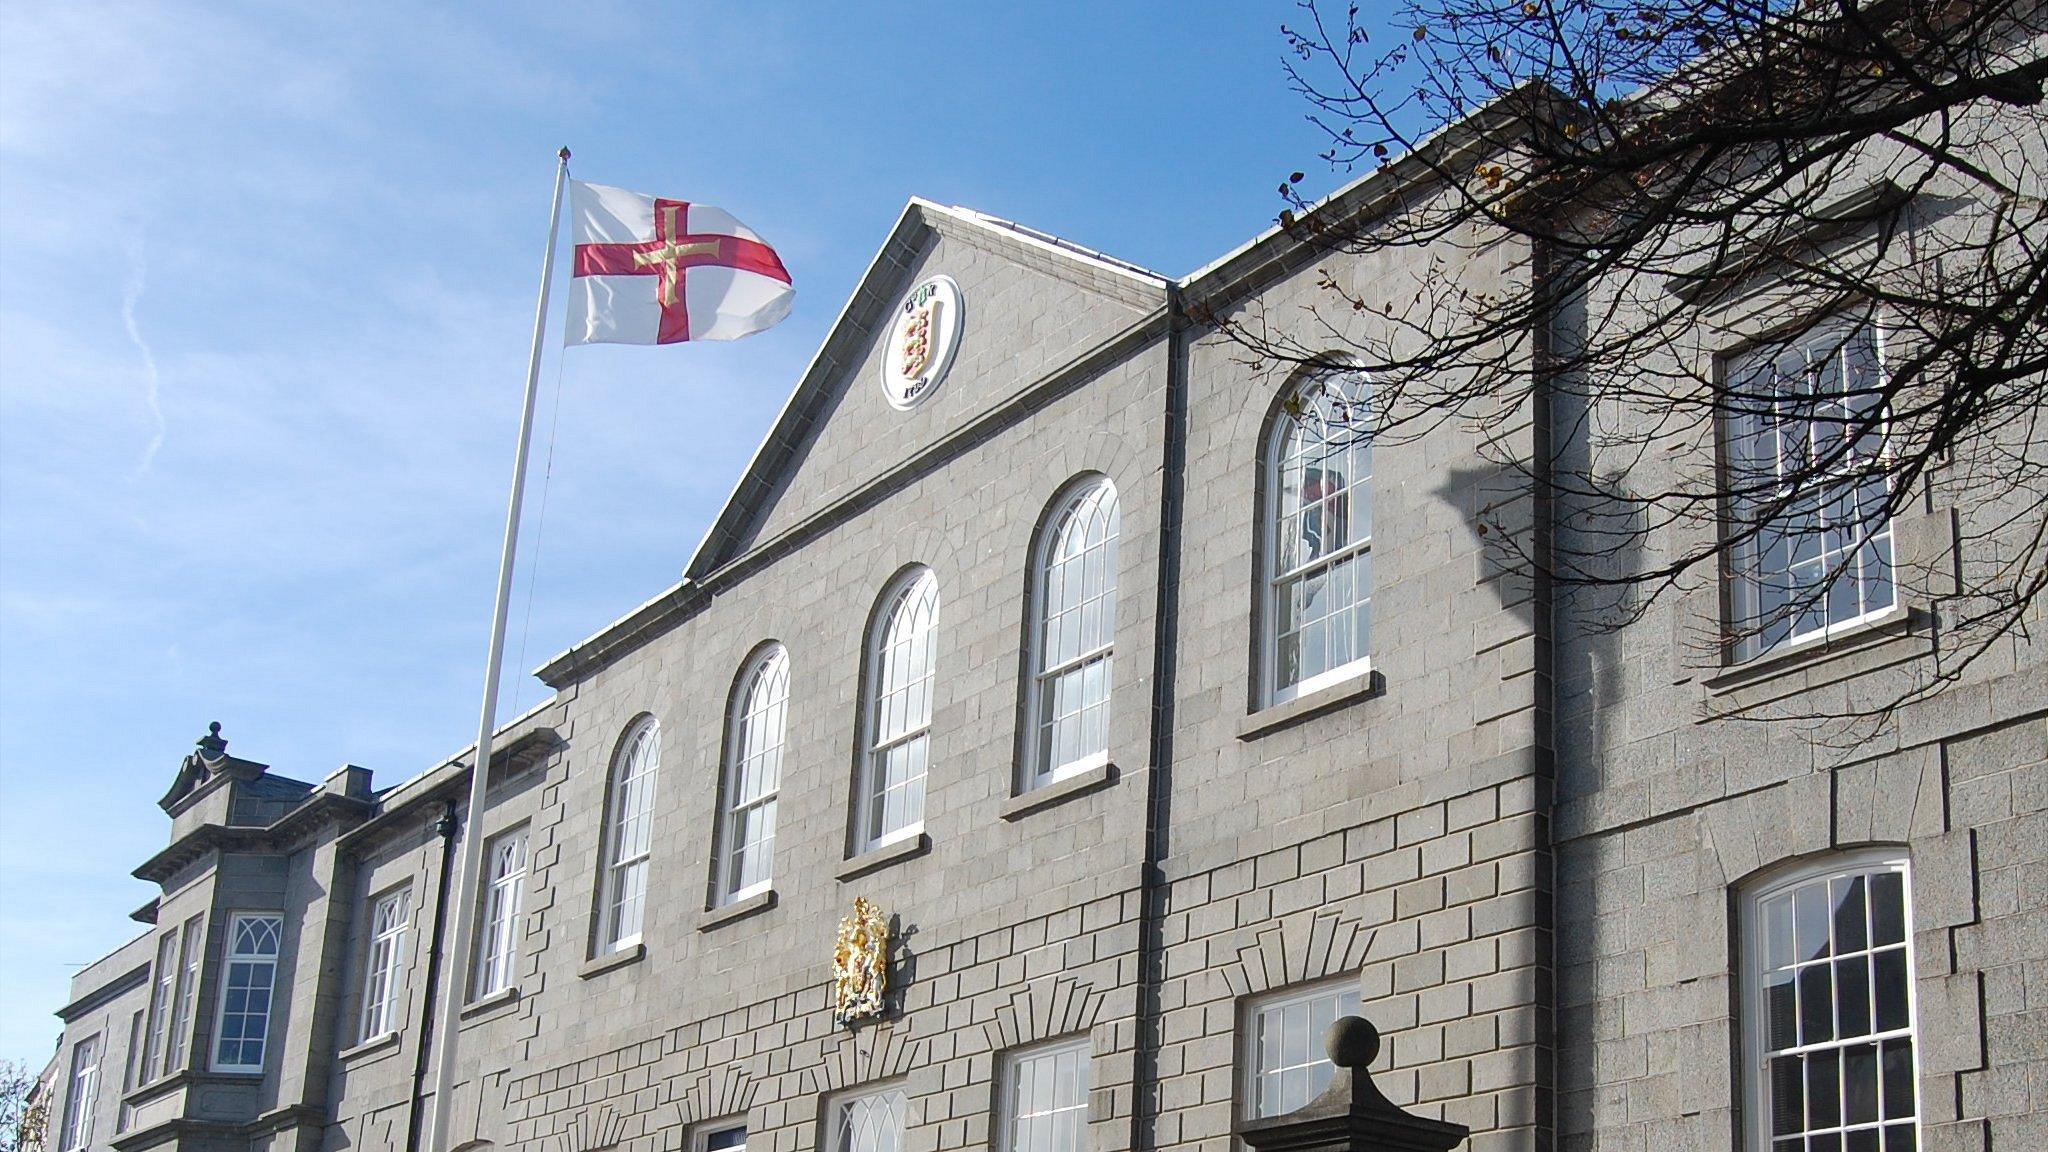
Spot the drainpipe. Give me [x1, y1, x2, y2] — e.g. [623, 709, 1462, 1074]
[407, 802, 461, 1152]
[1132, 283, 1190, 1152]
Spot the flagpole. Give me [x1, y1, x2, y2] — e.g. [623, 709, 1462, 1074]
[426, 145, 571, 1152]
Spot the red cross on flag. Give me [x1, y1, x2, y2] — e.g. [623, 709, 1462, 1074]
[567, 180, 794, 345]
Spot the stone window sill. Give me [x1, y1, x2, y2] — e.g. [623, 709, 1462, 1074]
[1001, 761, 1117, 821]
[1237, 670, 1385, 741]
[699, 888, 777, 931]
[1703, 603, 1923, 693]
[338, 1031, 401, 1064]
[459, 986, 520, 1024]
[578, 941, 646, 979]
[837, 832, 932, 882]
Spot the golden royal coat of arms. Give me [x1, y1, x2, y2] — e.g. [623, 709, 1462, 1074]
[832, 896, 890, 1025]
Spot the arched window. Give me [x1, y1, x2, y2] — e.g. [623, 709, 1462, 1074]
[717, 645, 789, 903]
[1025, 477, 1120, 787]
[1740, 852, 1919, 1151]
[858, 568, 940, 851]
[1264, 369, 1374, 704]
[598, 717, 659, 952]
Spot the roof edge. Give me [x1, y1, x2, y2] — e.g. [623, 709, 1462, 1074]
[1179, 80, 1577, 296]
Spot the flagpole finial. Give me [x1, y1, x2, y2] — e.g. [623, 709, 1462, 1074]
[558, 146, 571, 162]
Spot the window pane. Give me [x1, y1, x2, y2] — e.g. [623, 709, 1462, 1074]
[1870, 872, 1905, 946]
[1796, 883, 1831, 963]
[1764, 894, 1795, 969]
[1837, 956, 1871, 1039]
[1806, 1048, 1840, 1132]
[1881, 1039, 1914, 1119]
[1800, 962, 1835, 1045]
[1873, 949, 1910, 1033]
[1770, 1056, 1805, 1137]
[1766, 971, 1798, 1050]
[1843, 1042, 1880, 1126]
[1833, 877, 1868, 954]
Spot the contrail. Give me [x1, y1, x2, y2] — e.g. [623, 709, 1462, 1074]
[123, 233, 165, 476]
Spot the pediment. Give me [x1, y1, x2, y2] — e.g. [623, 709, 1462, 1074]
[157, 722, 272, 815]
[684, 199, 1168, 582]
[158, 721, 231, 812]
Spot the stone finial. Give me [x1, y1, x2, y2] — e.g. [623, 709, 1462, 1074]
[1326, 1014, 1381, 1069]
[1235, 1014, 1468, 1152]
[197, 721, 228, 762]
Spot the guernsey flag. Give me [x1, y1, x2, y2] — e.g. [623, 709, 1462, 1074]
[566, 180, 794, 345]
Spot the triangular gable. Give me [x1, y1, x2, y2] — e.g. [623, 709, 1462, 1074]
[684, 199, 1168, 583]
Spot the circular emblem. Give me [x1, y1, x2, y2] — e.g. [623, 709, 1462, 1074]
[880, 275, 964, 410]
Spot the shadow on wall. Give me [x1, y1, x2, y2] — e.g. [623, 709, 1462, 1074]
[1423, 376, 1650, 810]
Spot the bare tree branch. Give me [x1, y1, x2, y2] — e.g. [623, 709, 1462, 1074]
[1221, 0, 2048, 725]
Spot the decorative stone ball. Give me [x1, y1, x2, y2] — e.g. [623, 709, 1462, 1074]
[1325, 1014, 1379, 1068]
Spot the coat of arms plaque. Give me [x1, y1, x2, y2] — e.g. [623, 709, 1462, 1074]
[832, 896, 890, 1025]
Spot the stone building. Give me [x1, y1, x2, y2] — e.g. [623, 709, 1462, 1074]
[40, 87, 2047, 1152]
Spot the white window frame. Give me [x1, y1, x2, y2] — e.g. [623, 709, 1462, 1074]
[1261, 370, 1375, 706]
[1740, 851, 1921, 1152]
[1023, 479, 1120, 790]
[1241, 978, 1362, 1119]
[599, 717, 661, 953]
[999, 1037, 1093, 1152]
[210, 912, 283, 1073]
[358, 888, 411, 1042]
[167, 915, 203, 1072]
[692, 1120, 749, 1152]
[827, 1083, 910, 1152]
[142, 929, 178, 1081]
[1723, 319, 1897, 663]
[59, 1031, 101, 1151]
[718, 645, 789, 904]
[857, 569, 940, 852]
[473, 826, 529, 999]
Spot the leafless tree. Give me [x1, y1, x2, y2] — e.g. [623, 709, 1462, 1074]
[0, 1060, 50, 1152]
[1218, 0, 2048, 717]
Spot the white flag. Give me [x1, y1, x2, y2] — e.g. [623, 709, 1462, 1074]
[566, 180, 794, 345]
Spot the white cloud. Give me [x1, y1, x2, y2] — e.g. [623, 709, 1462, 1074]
[122, 230, 166, 475]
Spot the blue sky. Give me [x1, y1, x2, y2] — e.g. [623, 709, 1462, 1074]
[0, 0, 1367, 1067]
